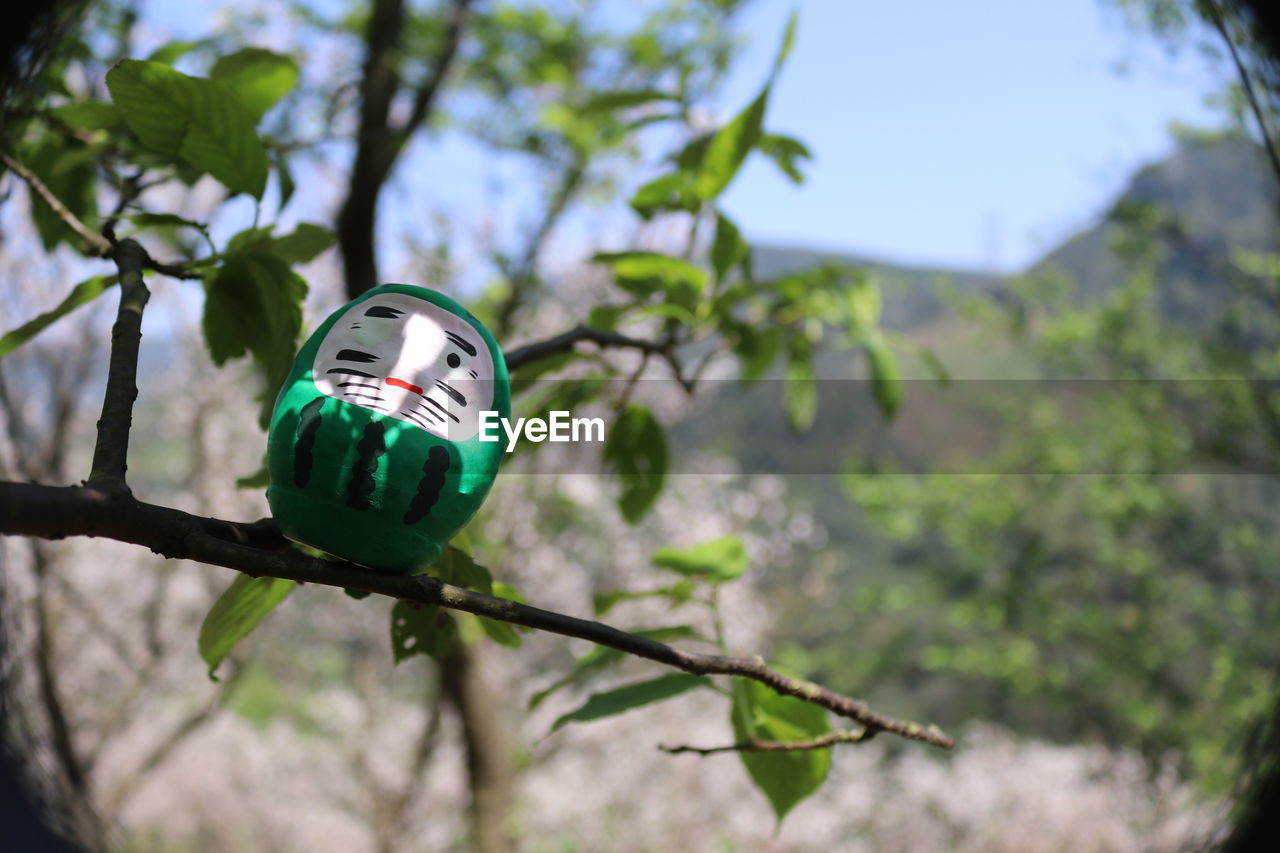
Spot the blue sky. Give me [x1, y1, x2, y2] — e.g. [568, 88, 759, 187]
[133, 0, 1232, 279]
[717, 0, 1230, 272]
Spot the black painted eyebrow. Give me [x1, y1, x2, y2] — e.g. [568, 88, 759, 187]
[402, 409, 438, 430]
[326, 368, 376, 378]
[444, 331, 477, 357]
[421, 396, 460, 423]
[337, 349, 379, 363]
[364, 305, 405, 318]
[434, 379, 467, 407]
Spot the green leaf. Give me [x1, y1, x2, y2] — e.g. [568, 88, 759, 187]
[201, 248, 307, 424]
[390, 600, 457, 662]
[550, 673, 710, 732]
[22, 135, 97, 250]
[866, 335, 902, 418]
[198, 575, 295, 679]
[50, 100, 124, 132]
[593, 581, 696, 616]
[235, 463, 270, 489]
[652, 535, 748, 583]
[275, 150, 297, 209]
[0, 275, 117, 359]
[603, 405, 668, 524]
[731, 675, 831, 824]
[630, 171, 698, 219]
[147, 39, 203, 65]
[693, 89, 767, 201]
[528, 626, 699, 710]
[758, 133, 812, 184]
[846, 277, 882, 331]
[783, 347, 817, 431]
[593, 251, 707, 309]
[106, 59, 269, 197]
[210, 48, 299, 123]
[711, 211, 747, 285]
[269, 223, 335, 264]
[580, 88, 675, 115]
[729, 324, 781, 383]
[770, 10, 800, 79]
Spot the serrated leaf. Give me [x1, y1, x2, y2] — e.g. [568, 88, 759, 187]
[846, 277, 882, 331]
[198, 575, 295, 679]
[593, 251, 707, 309]
[390, 600, 457, 662]
[0, 275, 117, 359]
[580, 88, 675, 115]
[550, 673, 710, 733]
[783, 348, 817, 431]
[866, 335, 902, 418]
[50, 100, 124, 131]
[711, 211, 746, 285]
[235, 463, 270, 489]
[771, 10, 800, 79]
[729, 324, 781, 383]
[147, 39, 203, 65]
[652, 535, 748, 583]
[758, 132, 812, 184]
[694, 89, 767, 202]
[106, 59, 269, 197]
[22, 135, 97, 250]
[630, 171, 697, 219]
[275, 150, 297, 209]
[270, 222, 334, 264]
[210, 48, 298, 123]
[529, 626, 699, 711]
[603, 405, 668, 524]
[731, 675, 831, 824]
[593, 581, 695, 616]
[201, 248, 307, 424]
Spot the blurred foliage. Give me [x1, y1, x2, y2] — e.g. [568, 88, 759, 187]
[834, 177, 1280, 794]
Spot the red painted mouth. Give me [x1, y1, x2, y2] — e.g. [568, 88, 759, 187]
[386, 377, 424, 395]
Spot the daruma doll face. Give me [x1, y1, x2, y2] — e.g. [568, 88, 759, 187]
[311, 292, 496, 442]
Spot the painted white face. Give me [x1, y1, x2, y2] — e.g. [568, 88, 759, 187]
[312, 292, 495, 442]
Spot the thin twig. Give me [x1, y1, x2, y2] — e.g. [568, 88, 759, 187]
[0, 481, 955, 751]
[87, 239, 149, 492]
[504, 325, 674, 373]
[0, 150, 112, 255]
[660, 729, 877, 755]
[1205, 0, 1280, 187]
[0, 150, 201, 279]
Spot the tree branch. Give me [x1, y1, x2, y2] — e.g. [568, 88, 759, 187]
[397, 0, 473, 150]
[86, 239, 148, 492]
[0, 480, 955, 751]
[338, 0, 473, 298]
[1205, 0, 1280, 187]
[0, 150, 201, 279]
[1, 149, 112, 255]
[659, 729, 876, 755]
[503, 324, 673, 373]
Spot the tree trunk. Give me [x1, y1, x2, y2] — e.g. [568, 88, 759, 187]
[440, 644, 516, 853]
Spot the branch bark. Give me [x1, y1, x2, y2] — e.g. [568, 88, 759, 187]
[659, 729, 876, 755]
[504, 324, 674, 373]
[0, 481, 955, 751]
[337, 0, 473, 298]
[86, 238, 148, 492]
[1206, 0, 1280, 187]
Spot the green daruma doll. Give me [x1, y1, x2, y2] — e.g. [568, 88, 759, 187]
[266, 284, 510, 572]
